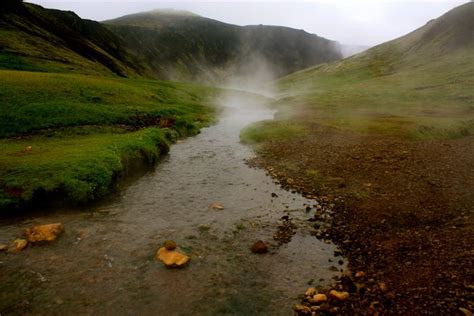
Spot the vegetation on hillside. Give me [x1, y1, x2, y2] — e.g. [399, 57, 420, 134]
[0, 0, 148, 77]
[105, 10, 342, 82]
[243, 2, 474, 142]
[0, 70, 219, 212]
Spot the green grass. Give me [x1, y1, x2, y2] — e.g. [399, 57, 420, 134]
[0, 128, 170, 211]
[274, 46, 474, 140]
[0, 70, 219, 212]
[0, 70, 218, 137]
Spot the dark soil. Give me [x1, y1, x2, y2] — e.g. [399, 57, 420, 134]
[247, 124, 474, 315]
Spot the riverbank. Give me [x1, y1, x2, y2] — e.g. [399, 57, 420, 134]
[0, 70, 219, 213]
[243, 123, 473, 314]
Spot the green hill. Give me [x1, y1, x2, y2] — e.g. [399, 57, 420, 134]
[262, 2, 474, 140]
[0, 0, 148, 77]
[105, 10, 342, 82]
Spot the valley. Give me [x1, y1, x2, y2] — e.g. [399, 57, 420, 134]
[0, 0, 473, 315]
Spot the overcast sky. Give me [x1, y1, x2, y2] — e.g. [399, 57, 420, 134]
[28, 0, 467, 46]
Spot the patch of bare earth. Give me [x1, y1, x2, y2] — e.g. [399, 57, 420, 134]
[248, 123, 473, 315]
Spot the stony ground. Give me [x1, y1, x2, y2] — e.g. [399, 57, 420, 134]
[247, 124, 474, 315]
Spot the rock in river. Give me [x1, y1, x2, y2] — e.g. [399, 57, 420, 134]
[11, 239, 28, 252]
[156, 247, 190, 268]
[163, 240, 177, 251]
[25, 223, 64, 244]
[0, 243, 8, 252]
[209, 202, 224, 210]
[251, 240, 268, 254]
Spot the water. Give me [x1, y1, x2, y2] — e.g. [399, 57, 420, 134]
[0, 94, 343, 315]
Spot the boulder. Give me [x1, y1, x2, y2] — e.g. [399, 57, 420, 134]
[156, 247, 189, 268]
[251, 240, 268, 254]
[329, 290, 349, 301]
[25, 223, 64, 244]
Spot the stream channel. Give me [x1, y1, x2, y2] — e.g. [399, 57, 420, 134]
[0, 93, 343, 315]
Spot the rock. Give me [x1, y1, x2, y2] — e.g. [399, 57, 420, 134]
[25, 223, 64, 244]
[355, 271, 366, 278]
[459, 307, 472, 316]
[12, 239, 28, 251]
[313, 293, 328, 303]
[210, 202, 224, 210]
[0, 243, 8, 252]
[329, 290, 349, 301]
[293, 304, 311, 314]
[163, 240, 176, 251]
[251, 240, 268, 254]
[156, 247, 189, 268]
[25, 146, 32, 152]
[305, 287, 317, 297]
[378, 282, 388, 292]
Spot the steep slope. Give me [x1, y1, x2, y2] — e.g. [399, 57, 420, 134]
[0, 0, 148, 77]
[105, 10, 342, 82]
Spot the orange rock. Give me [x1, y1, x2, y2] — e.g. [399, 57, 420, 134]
[156, 247, 189, 268]
[25, 223, 64, 243]
[329, 290, 349, 301]
[313, 293, 328, 303]
[163, 240, 177, 250]
[355, 271, 366, 278]
[210, 202, 224, 210]
[304, 287, 316, 297]
[12, 239, 28, 251]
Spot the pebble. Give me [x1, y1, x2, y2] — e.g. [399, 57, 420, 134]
[305, 287, 316, 297]
[0, 244, 8, 252]
[355, 271, 366, 278]
[163, 240, 176, 251]
[251, 240, 268, 254]
[329, 290, 349, 301]
[313, 293, 328, 303]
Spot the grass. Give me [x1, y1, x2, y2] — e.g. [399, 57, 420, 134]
[0, 69, 219, 212]
[273, 46, 474, 141]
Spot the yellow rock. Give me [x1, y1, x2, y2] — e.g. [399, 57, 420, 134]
[156, 247, 189, 268]
[313, 293, 328, 303]
[210, 202, 224, 210]
[0, 243, 8, 252]
[25, 146, 32, 152]
[25, 223, 64, 243]
[305, 287, 316, 297]
[13, 239, 28, 251]
[329, 290, 349, 301]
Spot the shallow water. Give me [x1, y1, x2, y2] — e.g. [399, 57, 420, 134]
[0, 94, 343, 315]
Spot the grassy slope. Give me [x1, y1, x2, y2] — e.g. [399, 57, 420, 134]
[243, 3, 474, 142]
[0, 70, 219, 212]
[0, 1, 148, 77]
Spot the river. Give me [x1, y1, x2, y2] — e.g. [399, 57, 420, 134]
[0, 93, 343, 315]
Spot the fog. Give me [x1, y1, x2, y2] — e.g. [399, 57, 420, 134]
[29, 0, 466, 46]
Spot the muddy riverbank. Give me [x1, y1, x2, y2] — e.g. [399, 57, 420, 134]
[0, 95, 344, 315]
[246, 123, 474, 315]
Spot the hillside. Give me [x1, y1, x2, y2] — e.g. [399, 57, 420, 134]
[275, 1, 474, 139]
[0, 0, 148, 77]
[105, 10, 342, 82]
[242, 3, 474, 314]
